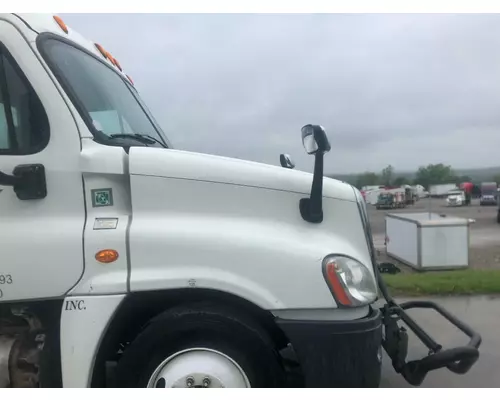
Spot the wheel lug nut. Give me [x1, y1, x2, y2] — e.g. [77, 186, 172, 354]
[203, 377, 210, 388]
[186, 377, 194, 387]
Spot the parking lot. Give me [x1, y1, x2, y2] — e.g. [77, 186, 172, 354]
[368, 197, 500, 269]
[367, 198, 500, 387]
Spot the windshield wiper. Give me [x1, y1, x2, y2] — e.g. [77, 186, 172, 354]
[108, 133, 168, 148]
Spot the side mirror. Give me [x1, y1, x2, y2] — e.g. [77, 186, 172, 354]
[299, 124, 331, 223]
[301, 124, 331, 155]
[280, 154, 295, 169]
[0, 165, 47, 200]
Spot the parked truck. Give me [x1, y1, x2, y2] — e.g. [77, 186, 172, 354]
[376, 192, 395, 209]
[459, 182, 473, 206]
[411, 184, 426, 200]
[446, 189, 466, 207]
[479, 182, 498, 206]
[0, 14, 481, 388]
[403, 186, 415, 205]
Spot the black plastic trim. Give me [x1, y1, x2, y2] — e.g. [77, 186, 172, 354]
[276, 308, 382, 387]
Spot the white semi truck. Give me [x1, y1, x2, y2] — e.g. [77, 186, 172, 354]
[0, 13, 481, 388]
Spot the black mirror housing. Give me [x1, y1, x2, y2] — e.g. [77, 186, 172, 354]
[301, 124, 331, 155]
[280, 153, 295, 169]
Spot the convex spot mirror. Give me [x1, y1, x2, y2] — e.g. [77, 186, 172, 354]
[301, 124, 331, 155]
[280, 153, 295, 169]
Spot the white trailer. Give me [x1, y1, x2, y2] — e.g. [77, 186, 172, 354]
[365, 189, 384, 205]
[361, 185, 384, 192]
[385, 213, 470, 270]
[412, 184, 425, 198]
[0, 13, 480, 389]
[429, 183, 458, 197]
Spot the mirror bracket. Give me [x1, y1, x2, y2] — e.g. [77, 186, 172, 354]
[0, 164, 47, 200]
[300, 151, 325, 223]
[300, 197, 323, 223]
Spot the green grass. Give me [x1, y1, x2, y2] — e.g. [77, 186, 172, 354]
[382, 269, 500, 296]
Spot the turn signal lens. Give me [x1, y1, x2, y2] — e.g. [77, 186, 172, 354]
[322, 255, 377, 307]
[53, 16, 68, 34]
[324, 260, 352, 306]
[95, 249, 119, 264]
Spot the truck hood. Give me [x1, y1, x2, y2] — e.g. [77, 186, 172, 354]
[128, 147, 356, 202]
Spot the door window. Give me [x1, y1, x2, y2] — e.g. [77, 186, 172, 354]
[0, 45, 49, 154]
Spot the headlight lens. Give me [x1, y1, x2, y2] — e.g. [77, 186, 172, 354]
[323, 255, 378, 307]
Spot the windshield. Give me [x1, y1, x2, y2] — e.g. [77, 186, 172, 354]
[39, 37, 167, 146]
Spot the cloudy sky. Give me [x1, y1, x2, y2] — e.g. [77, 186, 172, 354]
[62, 13, 500, 174]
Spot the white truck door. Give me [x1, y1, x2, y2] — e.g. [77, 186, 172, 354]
[0, 20, 85, 302]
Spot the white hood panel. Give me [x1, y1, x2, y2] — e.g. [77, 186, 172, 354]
[129, 147, 356, 202]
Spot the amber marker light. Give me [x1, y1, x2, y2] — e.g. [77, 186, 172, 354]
[95, 249, 119, 264]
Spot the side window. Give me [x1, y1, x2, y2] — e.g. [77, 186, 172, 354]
[0, 46, 49, 154]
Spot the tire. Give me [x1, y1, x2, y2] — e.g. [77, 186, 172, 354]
[114, 302, 285, 388]
[497, 211, 500, 224]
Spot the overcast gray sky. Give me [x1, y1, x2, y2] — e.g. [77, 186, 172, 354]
[62, 13, 500, 174]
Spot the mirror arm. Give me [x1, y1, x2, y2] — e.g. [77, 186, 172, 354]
[300, 152, 324, 223]
[0, 170, 20, 187]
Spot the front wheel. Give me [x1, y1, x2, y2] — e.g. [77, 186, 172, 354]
[115, 302, 285, 388]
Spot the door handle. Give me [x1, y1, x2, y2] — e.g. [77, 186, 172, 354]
[0, 164, 47, 200]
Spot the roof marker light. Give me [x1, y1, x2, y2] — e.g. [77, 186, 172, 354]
[53, 16, 68, 34]
[114, 59, 123, 71]
[95, 43, 123, 71]
[95, 43, 108, 59]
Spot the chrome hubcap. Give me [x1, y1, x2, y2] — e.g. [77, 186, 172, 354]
[147, 348, 251, 388]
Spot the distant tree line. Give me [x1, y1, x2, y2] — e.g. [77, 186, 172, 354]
[345, 163, 494, 190]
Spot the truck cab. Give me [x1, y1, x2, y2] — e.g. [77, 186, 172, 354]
[376, 192, 395, 209]
[480, 182, 498, 206]
[0, 14, 481, 388]
[446, 190, 466, 207]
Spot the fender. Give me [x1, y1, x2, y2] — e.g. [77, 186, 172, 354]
[60, 294, 125, 388]
[128, 175, 374, 310]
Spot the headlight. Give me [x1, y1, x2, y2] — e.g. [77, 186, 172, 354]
[322, 255, 378, 307]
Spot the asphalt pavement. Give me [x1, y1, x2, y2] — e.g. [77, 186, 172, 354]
[380, 295, 500, 387]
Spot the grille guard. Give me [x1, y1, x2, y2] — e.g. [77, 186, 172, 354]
[377, 271, 481, 386]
